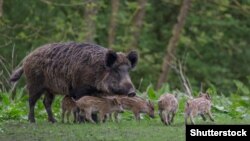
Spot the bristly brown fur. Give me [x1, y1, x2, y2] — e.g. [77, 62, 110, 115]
[75, 96, 124, 123]
[107, 95, 155, 121]
[158, 93, 178, 125]
[185, 92, 214, 125]
[22, 43, 132, 95]
[61, 95, 78, 123]
[9, 42, 138, 123]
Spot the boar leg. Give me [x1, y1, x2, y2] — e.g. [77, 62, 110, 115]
[167, 113, 171, 125]
[208, 111, 214, 122]
[159, 110, 164, 123]
[85, 112, 96, 124]
[92, 113, 98, 123]
[27, 84, 45, 123]
[200, 114, 207, 121]
[170, 112, 176, 123]
[161, 111, 168, 125]
[164, 113, 170, 125]
[73, 109, 78, 123]
[108, 113, 113, 122]
[43, 92, 56, 123]
[66, 111, 71, 123]
[184, 114, 188, 125]
[61, 109, 65, 123]
[102, 114, 107, 123]
[190, 115, 195, 125]
[134, 112, 140, 121]
[106, 113, 113, 122]
[99, 112, 106, 123]
[78, 110, 86, 123]
[77, 109, 86, 123]
[114, 112, 119, 123]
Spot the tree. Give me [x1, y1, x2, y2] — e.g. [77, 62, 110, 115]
[108, 0, 120, 48]
[157, 0, 192, 89]
[84, 0, 99, 43]
[128, 0, 147, 49]
[0, 0, 3, 17]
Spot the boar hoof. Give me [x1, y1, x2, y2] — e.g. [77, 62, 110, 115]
[29, 119, 36, 123]
[28, 116, 36, 123]
[48, 118, 57, 123]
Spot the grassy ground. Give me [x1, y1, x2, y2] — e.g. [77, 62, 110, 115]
[0, 113, 249, 141]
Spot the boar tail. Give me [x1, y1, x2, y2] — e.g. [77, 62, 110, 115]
[10, 67, 24, 82]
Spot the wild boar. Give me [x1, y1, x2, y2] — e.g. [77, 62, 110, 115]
[9, 42, 138, 123]
[185, 92, 214, 125]
[76, 96, 124, 123]
[61, 95, 78, 123]
[158, 93, 178, 125]
[109, 96, 155, 121]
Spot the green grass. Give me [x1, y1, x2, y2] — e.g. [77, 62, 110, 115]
[0, 113, 249, 141]
[1, 89, 250, 141]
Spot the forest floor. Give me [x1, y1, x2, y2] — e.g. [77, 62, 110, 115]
[0, 113, 249, 141]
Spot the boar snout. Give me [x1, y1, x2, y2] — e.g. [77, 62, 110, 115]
[127, 85, 136, 97]
[150, 114, 155, 118]
[128, 91, 136, 97]
[121, 77, 136, 96]
[118, 106, 124, 113]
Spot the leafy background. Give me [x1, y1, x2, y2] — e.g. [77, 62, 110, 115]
[0, 0, 250, 122]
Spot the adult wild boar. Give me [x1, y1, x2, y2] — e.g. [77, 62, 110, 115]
[10, 42, 138, 123]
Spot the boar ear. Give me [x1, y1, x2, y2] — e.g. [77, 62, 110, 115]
[149, 100, 154, 109]
[112, 98, 118, 105]
[127, 51, 138, 69]
[198, 92, 204, 97]
[205, 93, 211, 100]
[147, 100, 153, 106]
[105, 50, 117, 68]
[173, 92, 178, 98]
[198, 92, 202, 96]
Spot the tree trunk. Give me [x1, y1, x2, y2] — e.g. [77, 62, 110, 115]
[108, 0, 120, 48]
[129, 0, 147, 49]
[84, 0, 98, 43]
[0, 0, 3, 17]
[157, 0, 192, 89]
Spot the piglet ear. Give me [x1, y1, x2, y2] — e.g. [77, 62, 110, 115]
[127, 51, 138, 69]
[198, 92, 202, 96]
[112, 98, 118, 105]
[147, 100, 153, 106]
[205, 93, 211, 100]
[105, 50, 117, 68]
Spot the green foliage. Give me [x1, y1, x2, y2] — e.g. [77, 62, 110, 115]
[0, 120, 186, 141]
[0, 91, 27, 121]
[0, 89, 63, 122]
[0, 0, 249, 126]
[0, 113, 250, 141]
[1, 83, 250, 122]
[233, 80, 250, 95]
[0, 0, 249, 94]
